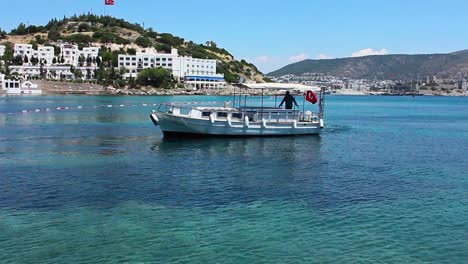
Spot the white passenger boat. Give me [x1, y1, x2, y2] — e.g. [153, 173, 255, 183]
[150, 83, 326, 137]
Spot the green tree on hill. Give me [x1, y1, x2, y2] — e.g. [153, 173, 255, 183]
[48, 28, 62, 41]
[78, 55, 86, 67]
[78, 23, 90, 32]
[86, 56, 92, 66]
[74, 69, 83, 79]
[0, 28, 7, 39]
[127, 48, 137, 55]
[135, 36, 152, 48]
[137, 68, 174, 88]
[3, 44, 14, 62]
[10, 23, 28, 35]
[12, 55, 23, 65]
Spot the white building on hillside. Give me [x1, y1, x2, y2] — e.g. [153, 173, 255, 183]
[60, 44, 99, 67]
[117, 48, 225, 89]
[118, 48, 178, 77]
[36, 46, 55, 65]
[81, 47, 100, 59]
[9, 65, 97, 80]
[14, 43, 34, 57]
[0, 45, 5, 57]
[180, 56, 224, 89]
[14, 43, 55, 65]
[60, 44, 79, 65]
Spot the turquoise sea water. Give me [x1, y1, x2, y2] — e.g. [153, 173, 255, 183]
[0, 95, 467, 263]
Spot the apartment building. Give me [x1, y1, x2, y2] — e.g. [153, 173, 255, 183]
[118, 48, 225, 89]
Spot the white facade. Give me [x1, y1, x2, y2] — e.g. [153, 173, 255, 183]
[0, 45, 5, 57]
[60, 44, 79, 66]
[14, 44, 55, 65]
[0, 73, 41, 94]
[0, 73, 6, 90]
[118, 48, 178, 78]
[81, 47, 100, 60]
[118, 48, 225, 88]
[10, 65, 98, 80]
[60, 44, 99, 67]
[36, 46, 55, 65]
[14, 44, 34, 57]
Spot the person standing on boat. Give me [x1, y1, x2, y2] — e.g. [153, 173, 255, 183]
[279, 91, 299, 109]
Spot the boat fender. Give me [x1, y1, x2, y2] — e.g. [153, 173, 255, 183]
[150, 114, 160, 126]
[261, 119, 267, 128]
[227, 115, 232, 127]
[244, 116, 250, 128]
[293, 120, 298, 129]
[209, 113, 215, 124]
[319, 119, 324, 129]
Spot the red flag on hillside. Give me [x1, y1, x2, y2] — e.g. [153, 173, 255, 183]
[305, 90, 318, 104]
[105, 0, 115, 5]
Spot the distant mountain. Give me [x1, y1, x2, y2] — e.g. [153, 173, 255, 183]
[269, 51, 468, 80]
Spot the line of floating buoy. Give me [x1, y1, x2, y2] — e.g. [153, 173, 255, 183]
[2, 97, 275, 115]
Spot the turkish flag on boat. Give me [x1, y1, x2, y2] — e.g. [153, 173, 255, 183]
[305, 90, 318, 104]
[105, 0, 115, 5]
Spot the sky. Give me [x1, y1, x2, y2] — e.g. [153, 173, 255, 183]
[0, 0, 467, 73]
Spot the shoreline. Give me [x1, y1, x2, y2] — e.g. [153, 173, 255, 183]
[5, 80, 466, 97]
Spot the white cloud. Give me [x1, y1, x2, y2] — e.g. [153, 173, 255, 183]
[317, 54, 332, 60]
[288, 53, 309, 63]
[255, 55, 274, 63]
[351, 48, 389, 57]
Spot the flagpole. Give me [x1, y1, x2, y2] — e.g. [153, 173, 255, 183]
[302, 92, 305, 118]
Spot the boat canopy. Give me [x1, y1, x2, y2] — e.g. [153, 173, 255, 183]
[241, 83, 320, 91]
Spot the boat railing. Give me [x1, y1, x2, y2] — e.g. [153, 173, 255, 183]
[155, 103, 319, 123]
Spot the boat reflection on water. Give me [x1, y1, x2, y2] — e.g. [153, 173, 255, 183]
[149, 136, 329, 208]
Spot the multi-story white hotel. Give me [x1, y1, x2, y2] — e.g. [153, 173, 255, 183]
[118, 48, 177, 77]
[36, 46, 55, 65]
[8, 43, 100, 80]
[0, 45, 5, 57]
[14, 44, 34, 57]
[180, 56, 225, 89]
[60, 44, 99, 67]
[14, 44, 55, 65]
[60, 44, 79, 65]
[118, 48, 225, 89]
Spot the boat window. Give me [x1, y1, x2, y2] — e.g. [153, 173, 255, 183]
[232, 113, 242, 119]
[217, 112, 227, 118]
[202, 112, 211, 117]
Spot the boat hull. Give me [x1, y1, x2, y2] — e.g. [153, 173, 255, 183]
[153, 113, 322, 137]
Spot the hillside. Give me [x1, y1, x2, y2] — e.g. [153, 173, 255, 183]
[0, 14, 266, 83]
[269, 50, 468, 80]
